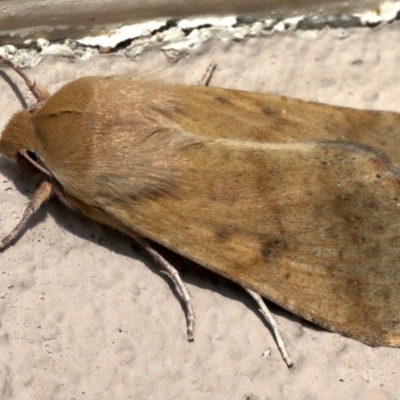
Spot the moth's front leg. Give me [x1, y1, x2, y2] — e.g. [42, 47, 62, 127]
[0, 179, 53, 250]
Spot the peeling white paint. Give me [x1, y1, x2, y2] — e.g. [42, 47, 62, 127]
[1, 5, 400, 68]
[357, 1, 400, 24]
[77, 20, 168, 48]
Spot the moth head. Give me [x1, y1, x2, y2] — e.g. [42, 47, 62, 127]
[0, 109, 41, 173]
[0, 55, 51, 174]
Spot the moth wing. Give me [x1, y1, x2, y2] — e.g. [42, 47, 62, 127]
[32, 76, 400, 346]
[87, 134, 400, 348]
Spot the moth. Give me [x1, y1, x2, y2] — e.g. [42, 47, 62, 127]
[1, 56, 400, 368]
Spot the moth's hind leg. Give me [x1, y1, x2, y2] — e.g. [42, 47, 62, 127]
[134, 237, 195, 341]
[246, 288, 293, 368]
[0, 180, 53, 250]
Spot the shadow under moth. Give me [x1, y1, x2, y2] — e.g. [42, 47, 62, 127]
[1, 56, 400, 368]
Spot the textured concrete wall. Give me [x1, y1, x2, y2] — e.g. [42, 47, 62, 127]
[0, 0, 388, 43]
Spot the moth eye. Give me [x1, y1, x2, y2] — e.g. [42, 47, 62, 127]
[27, 149, 37, 161]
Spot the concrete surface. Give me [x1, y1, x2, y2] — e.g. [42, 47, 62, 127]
[0, 21, 400, 400]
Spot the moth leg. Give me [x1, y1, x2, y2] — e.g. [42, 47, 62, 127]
[0, 180, 53, 250]
[245, 288, 293, 368]
[199, 62, 217, 87]
[0, 55, 50, 103]
[134, 237, 195, 341]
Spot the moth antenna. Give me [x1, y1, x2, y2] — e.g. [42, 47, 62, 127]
[0, 55, 49, 104]
[246, 288, 293, 368]
[135, 236, 195, 341]
[0, 180, 53, 250]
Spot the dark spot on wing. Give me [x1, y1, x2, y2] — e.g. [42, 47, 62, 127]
[214, 96, 233, 106]
[261, 235, 288, 261]
[173, 107, 186, 115]
[262, 107, 278, 116]
[214, 228, 231, 241]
